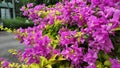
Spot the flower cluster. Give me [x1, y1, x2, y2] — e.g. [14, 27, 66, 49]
[110, 58, 120, 68]
[1, 0, 120, 68]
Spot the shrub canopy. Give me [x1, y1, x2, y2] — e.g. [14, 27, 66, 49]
[0, 0, 120, 68]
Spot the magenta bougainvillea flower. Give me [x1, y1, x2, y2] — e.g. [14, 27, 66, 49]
[15, 0, 120, 67]
[1, 0, 120, 68]
[110, 58, 120, 68]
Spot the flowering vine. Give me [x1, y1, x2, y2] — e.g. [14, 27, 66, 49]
[1, 0, 120, 68]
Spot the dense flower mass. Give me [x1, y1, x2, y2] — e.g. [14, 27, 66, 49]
[110, 58, 120, 68]
[1, 0, 120, 68]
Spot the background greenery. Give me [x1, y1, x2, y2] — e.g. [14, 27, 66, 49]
[16, 0, 62, 16]
[0, 0, 62, 30]
[2, 17, 34, 30]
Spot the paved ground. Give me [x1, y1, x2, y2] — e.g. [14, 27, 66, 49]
[0, 31, 24, 62]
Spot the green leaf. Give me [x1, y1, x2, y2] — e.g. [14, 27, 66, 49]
[104, 60, 111, 66]
[49, 54, 57, 62]
[39, 56, 48, 68]
[30, 63, 39, 68]
[51, 54, 57, 59]
[103, 54, 109, 60]
[45, 64, 52, 68]
[96, 61, 104, 68]
[59, 65, 64, 68]
[58, 55, 66, 61]
[113, 26, 120, 31]
[48, 54, 58, 65]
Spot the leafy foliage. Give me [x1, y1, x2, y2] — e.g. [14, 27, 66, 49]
[0, 0, 120, 68]
[2, 17, 34, 30]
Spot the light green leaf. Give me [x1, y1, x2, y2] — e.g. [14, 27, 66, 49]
[48, 54, 57, 65]
[45, 64, 52, 68]
[58, 55, 66, 61]
[39, 56, 48, 68]
[96, 61, 104, 68]
[30, 63, 39, 68]
[112, 26, 120, 31]
[104, 60, 111, 66]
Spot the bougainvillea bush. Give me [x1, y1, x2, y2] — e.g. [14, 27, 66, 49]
[0, 0, 120, 68]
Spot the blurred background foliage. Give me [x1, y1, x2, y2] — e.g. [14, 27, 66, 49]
[0, 0, 61, 30]
[16, 0, 62, 16]
[1, 17, 34, 30]
[16, 0, 62, 15]
[0, 0, 62, 16]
